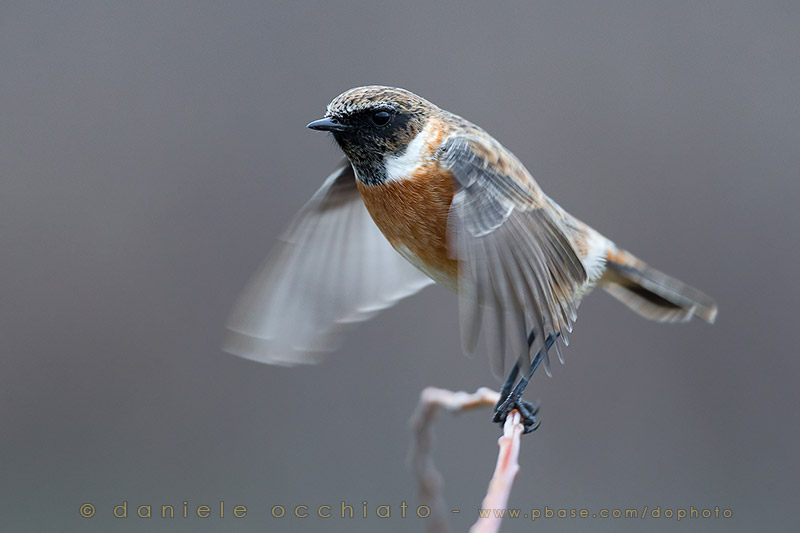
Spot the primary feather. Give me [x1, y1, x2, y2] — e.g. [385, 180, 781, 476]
[222, 161, 434, 365]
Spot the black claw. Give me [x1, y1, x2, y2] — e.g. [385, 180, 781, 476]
[491, 331, 559, 434]
[522, 419, 541, 434]
[493, 393, 540, 429]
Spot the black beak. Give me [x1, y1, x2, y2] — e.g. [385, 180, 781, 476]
[306, 117, 351, 132]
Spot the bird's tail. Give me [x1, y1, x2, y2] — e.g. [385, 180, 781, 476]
[599, 246, 717, 323]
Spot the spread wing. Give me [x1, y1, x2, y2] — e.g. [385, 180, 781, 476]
[440, 135, 588, 378]
[223, 160, 434, 365]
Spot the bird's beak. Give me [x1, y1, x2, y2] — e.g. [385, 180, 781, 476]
[306, 117, 351, 132]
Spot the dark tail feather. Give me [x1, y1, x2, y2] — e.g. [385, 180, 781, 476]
[600, 247, 717, 323]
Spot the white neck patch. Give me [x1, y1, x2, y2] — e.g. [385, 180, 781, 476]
[383, 121, 434, 183]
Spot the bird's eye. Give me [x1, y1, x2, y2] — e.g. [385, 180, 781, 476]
[371, 110, 391, 126]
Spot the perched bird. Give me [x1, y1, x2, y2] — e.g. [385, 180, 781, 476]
[223, 86, 717, 431]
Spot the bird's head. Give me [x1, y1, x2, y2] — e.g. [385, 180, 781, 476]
[307, 86, 439, 184]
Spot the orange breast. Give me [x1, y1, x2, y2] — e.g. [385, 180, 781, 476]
[357, 167, 459, 290]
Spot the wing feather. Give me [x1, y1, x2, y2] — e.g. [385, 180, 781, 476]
[223, 161, 434, 365]
[440, 134, 588, 378]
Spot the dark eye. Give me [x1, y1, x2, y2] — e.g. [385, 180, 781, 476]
[371, 110, 391, 126]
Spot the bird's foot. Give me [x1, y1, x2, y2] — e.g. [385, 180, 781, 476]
[493, 393, 540, 434]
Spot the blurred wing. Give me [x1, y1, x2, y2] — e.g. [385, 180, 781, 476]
[223, 160, 434, 365]
[441, 135, 587, 378]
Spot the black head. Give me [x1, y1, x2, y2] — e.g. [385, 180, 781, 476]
[307, 86, 438, 184]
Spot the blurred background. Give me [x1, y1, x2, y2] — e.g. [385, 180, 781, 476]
[2, 1, 798, 531]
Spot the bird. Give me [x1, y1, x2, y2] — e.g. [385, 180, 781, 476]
[222, 85, 718, 432]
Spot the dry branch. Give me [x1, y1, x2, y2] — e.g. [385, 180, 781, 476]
[409, 387, 525, 533]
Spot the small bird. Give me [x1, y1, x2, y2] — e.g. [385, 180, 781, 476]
[223, 86, 717, 431]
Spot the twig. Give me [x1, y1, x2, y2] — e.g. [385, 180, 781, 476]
[409, 386, 524, 533]
[469, 410, 524, 533]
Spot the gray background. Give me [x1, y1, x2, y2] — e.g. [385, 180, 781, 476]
[2, 1, 798, 532]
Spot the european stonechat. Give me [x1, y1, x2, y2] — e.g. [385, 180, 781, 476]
[223, 86, 717, 431]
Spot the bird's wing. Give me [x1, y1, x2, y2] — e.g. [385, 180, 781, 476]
[440, 135, 588, 378]
[223, 160, 435, 365]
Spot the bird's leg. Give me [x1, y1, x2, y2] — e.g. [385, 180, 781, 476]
[493, 331, 557, 433]
[495, 360, 520, 406]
